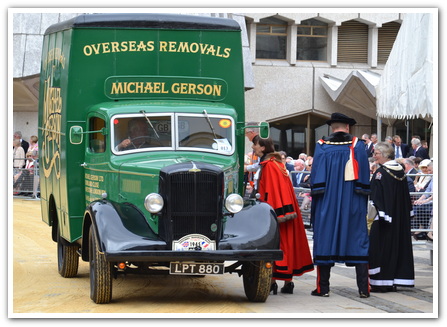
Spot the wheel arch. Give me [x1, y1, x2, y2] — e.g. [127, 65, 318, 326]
[81, 210, 94, 262]
[49, 194, 59, 243]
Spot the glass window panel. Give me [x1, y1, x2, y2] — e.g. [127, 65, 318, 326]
[256, 16, 288, 60]
[256, 34, 286, 59]
[271, 25, 287, 34]
[297, 36, 327, 61]
[297, 26, 311, 35]
[113, 115, 172, 152]
[296, 19, 328, 61]
[89, 117, 106, 153]
[178, 115, 234, 153]
[257, 24, 270, 33]
[313, 27, 328, 36]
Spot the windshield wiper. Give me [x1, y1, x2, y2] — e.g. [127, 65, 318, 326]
[140, 110, 160, 139]
[202, 110, 217, 139]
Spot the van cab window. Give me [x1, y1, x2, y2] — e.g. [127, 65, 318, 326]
[113, 115, 172, 152]
[89, 117, 106, 153]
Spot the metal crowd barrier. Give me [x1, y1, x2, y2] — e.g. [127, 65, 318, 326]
[290, 170, 312, 228]
[13, 160, 40, 199]
[290, 171, 434, 236]
[406, 173, 434, 246]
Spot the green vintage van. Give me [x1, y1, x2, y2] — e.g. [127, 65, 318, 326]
[38, 13, 281, 304]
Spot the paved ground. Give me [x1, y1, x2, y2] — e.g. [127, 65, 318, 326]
[10, 197, 437, 319]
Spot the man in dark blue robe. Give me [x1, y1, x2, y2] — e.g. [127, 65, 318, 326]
[310, 113, 371, 298]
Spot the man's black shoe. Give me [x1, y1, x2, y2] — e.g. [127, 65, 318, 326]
[359, 292, 370, 298]
[311, 289, 329, 297]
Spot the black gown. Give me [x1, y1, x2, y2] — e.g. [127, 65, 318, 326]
[369, 161, 415, 288]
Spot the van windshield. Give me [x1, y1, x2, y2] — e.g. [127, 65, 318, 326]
[177, 114, 234, 153]
[112, 112, 234, 155]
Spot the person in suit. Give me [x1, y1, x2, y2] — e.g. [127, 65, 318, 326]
[292, 158, 311, 210]
[280, 151, 294, 173]
[292, 159, 306, 187]
[301, 157, 313, 186]
[362, 134, 374, 157]
[403, 158, 419, 182]
[397, 160, 416, 193]
[411, 138, 430, 160]
[371, 133, 378, 147]
[393, 135, 410, 158]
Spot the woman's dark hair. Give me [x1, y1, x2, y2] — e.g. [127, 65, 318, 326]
[252, 135, 275, 154]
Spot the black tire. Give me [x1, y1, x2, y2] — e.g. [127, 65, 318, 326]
[57, 227, 79, 278]
[242, 261, 272, 302]
[89, 225, 112, 304]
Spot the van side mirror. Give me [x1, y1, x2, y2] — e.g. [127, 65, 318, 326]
[70, 126, 83, 144]
[242, 122, 270, 139]
[259, 121, 270, 139]
[69, 126, 108, 145]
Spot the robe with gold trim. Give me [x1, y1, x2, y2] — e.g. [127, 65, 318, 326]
[310, 132, 370, 265]
[258, 153, 314, 280]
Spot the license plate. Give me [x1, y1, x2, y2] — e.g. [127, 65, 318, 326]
[172, 234, 216, 251]
[170, 262, 224, 275]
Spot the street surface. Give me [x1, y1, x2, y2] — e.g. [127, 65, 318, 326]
[11, 197, 436, 318]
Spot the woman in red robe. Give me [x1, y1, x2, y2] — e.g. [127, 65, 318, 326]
[252, 136, 314, 294]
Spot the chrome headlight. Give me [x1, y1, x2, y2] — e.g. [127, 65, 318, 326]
[144, 193, 164, 213]
[225, 193, 244, 214]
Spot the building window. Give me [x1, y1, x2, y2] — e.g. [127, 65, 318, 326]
[378, 21, 401, 64]
[297, 18, 328, 61]
[256, 17, 287, 59]
[337, 20, 368, 63]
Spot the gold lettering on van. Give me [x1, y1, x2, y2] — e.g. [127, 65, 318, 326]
[85, 173, 105, 202]
[44, 48, 66, 70]
[83, 40, 231, 58]
[41, 75, 62, 179]
[41, 48, 66, 179]
[110, 81, 222, 97]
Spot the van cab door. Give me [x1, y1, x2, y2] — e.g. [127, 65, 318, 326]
[84, 115, 109, 205]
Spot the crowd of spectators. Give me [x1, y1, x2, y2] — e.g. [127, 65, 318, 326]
[13, 131, 39, 197]
[244, 130, 433, 242]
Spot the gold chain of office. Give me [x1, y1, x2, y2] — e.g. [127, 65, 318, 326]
[381, 165, 407, 181]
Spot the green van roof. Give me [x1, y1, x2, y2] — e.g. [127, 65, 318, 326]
[45, 13, 241, 35]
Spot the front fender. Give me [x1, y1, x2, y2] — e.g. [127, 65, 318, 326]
[220, 202, 280, 250]
[82, 200, 166, 260]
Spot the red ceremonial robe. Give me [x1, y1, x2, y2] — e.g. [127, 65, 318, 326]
[258, 153, 314, 280]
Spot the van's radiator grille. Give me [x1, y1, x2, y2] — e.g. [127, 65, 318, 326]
[170, 171, 219, 239]
[159, 163, 223, 245]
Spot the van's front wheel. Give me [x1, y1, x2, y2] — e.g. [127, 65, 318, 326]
[89, 225, 112, 304]
[242, 261, 272, 302]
